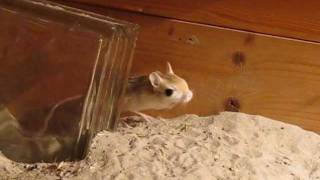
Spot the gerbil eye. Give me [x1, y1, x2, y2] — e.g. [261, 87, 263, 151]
[165, 88, 174, 97]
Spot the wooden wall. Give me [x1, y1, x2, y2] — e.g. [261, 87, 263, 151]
[58, 1, 320, 133]
[68, 0, 320, 43]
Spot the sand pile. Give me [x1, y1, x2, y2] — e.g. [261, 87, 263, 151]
[0, 112, 319, 180]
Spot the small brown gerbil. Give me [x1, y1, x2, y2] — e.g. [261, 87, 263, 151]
[123, 62, 193, 112]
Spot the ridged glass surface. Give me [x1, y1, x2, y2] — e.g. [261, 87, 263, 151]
[0, 0, 138, 163]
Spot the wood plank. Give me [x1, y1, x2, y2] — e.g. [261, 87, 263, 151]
[66, 0, 320, 43]
[56, 2, 320, 133]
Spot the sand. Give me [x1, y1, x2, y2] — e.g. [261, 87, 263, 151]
[0, 112, 319, 180]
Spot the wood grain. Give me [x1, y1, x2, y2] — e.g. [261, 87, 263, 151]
[66, 0, 320, 43]
[55, 2, 320, 133]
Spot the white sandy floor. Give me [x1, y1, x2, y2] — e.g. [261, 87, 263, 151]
[0, 112, 320, 180]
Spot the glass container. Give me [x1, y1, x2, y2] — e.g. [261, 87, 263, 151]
[0, 0, 138, 163]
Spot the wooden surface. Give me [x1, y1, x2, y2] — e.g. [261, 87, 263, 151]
[56, 1, 320, 133]
[67, 0, 320, 43]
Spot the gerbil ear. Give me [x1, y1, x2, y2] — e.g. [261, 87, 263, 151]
[149, 72, 163, 88]
[166, 62, 174, 74]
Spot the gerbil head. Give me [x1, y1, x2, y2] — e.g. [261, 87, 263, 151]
[148, 62, 193, 108]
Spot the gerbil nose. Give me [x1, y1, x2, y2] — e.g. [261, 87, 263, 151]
[183, 91, 193, 103]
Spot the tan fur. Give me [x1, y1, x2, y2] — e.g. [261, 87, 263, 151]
[123, 63, 193, 112]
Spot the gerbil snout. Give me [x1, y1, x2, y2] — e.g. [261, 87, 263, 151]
[182, 91, 193, 103]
